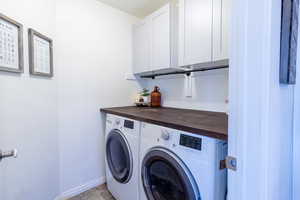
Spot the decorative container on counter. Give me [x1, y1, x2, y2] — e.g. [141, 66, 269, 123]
[151, 86, 161, 107]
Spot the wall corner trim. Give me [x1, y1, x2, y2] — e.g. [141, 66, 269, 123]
[54, 177, 106, 200]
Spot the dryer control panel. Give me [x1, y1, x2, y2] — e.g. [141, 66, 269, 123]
[180, 134, 202, 151]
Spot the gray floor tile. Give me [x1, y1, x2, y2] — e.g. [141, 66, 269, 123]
[68, 184, 115, 200]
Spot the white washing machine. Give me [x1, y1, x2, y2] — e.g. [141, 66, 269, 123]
[105, 114, 140, 200]
[139, 122, 227, 200]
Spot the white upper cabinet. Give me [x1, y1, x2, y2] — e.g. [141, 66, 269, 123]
[133, 19, 151, 74]
[179, 0, 213, 66]
[179, 0, 229, 66]
[150, 5, 172, 71]
[212, 0, 230, 61]
[133, 0, 229, 74]
[132, 2, 178, 74]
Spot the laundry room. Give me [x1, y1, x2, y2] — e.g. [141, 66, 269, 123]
[0, 0, 296, 200]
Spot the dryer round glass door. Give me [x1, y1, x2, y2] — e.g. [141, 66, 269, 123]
[106, 129, 133, 183]
[142, 148, 200, 200]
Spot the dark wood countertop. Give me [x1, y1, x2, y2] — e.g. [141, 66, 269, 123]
[100, 106, 228, 141]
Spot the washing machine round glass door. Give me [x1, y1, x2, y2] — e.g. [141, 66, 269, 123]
[106, 129, 133, 183]
[142, 148, 200, 200]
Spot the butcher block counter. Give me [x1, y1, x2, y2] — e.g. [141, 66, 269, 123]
[100, 106, 228, 141]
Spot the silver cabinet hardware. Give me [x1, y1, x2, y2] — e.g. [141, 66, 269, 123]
[225, 156, 237, 171]
[0, 149, 18, 162]
[220, 156, 237, 171]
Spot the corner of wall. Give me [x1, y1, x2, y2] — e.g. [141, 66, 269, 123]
[54, 177, 106, 200]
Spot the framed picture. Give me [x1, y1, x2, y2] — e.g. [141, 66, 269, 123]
[0, 13, 24, 73]
[28, 28, 53, 77]
[280, 0, 299, 84]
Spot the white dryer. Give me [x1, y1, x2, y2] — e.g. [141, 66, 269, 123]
[105, 114, 140, 200]
[139, 123, 227, 200]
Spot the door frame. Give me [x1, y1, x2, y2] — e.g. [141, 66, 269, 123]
[229, 0, 293, 199]
[293, 65, 300, 200]
[293, 21, 300, 200]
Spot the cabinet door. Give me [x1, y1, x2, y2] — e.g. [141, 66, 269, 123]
[133, 20, 150, 74]
[213, 0, 230, 61]
[179, 0, 213, 66]
[150, 4, 171, 71]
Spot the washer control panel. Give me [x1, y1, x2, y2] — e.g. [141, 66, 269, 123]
[179, 134, 202, 151]
[124, 120, 134, 129]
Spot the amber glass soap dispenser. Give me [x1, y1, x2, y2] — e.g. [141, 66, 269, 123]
[151, 86, 161, 107]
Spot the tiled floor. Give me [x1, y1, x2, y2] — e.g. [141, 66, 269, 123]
[68, 184, 115, 200]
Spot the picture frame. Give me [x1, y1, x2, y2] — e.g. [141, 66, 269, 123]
[0, 13, 24, 73]
[28, 28, 53, 77]
[280, 0, 299, 84]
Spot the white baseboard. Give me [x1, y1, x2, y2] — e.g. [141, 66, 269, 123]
[54, 177, 106, 200]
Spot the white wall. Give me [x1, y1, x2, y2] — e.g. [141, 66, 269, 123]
[146, 69, 228, 112]
[0, 0, 142, 199]
[0, 0, 59, 200]
[55, 0, 141, 197]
